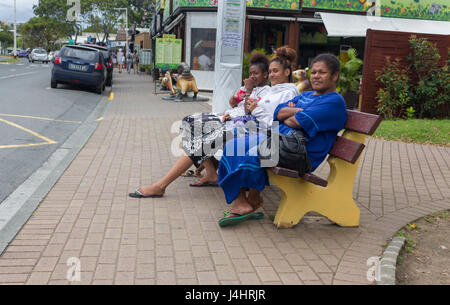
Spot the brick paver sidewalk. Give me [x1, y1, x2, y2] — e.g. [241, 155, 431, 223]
[0, 71, 448, 285]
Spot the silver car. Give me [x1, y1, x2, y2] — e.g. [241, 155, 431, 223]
[30, 48, 49, 63]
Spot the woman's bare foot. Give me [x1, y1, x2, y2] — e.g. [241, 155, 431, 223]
[225, 192, 254, 217]
[191, 165, 218, 186]
[139, 184, 165, 196]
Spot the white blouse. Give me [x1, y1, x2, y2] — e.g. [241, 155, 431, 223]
[251, 83, 299, 127]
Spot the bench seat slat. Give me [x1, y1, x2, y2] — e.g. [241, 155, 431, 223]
[329, 136, 365, 164]
[345, 110, 382, 135]
[270, 169, 328, 187]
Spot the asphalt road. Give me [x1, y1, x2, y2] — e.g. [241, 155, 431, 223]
[0, 57, 106, 204]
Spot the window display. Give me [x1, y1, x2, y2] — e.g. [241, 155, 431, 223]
[190, 28, 216, 71]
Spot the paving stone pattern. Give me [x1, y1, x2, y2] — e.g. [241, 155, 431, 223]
[0, 72, 448, 285]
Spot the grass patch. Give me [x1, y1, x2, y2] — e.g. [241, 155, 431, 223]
[0, 56, 20, 63]
[372, 119, 450, 146]
[394, 229, 417, 254]
[423, 210, 449, 223]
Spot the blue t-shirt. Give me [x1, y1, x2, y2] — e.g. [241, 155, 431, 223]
[273, 91, 347, 171]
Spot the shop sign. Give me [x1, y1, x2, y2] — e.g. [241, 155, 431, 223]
[173, 0, 299, 11]
[302, 0, 449, 21]
[155, 37, 183, 69]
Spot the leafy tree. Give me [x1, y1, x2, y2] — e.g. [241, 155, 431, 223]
[129, 0, 156, 28]
[33, 0, 92, 44]
[20, 17, 68, 50]
[0, 23, 14, 50]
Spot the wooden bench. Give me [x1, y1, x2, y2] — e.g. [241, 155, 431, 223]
[267, 110, 382, 228]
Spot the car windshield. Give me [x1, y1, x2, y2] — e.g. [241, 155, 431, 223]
[35, 49, 46, 54]
[61, 47, 97, 61]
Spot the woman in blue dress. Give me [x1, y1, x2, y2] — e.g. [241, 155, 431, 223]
[128, 47, 299, 198]
[218, 53, 348, 227]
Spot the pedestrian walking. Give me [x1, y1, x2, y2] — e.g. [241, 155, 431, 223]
[133, 50, 139, 74]
[112, 51, 117, 68]
[126, 50, 134, 74]
[117, 48, 124, 73]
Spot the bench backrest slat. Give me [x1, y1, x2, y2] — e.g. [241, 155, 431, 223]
[328, 136, 365, 164]
[345, 110, 382, 135]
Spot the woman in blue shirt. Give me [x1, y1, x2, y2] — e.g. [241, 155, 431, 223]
[218, 53, 348, 227]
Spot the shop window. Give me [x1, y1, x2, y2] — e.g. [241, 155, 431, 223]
[298, 24, 365, 69]
[249, 21, 287, 55]
[191, 28, 216, 71]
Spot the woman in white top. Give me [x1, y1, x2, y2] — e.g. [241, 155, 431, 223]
[129, 48, 299, 198]
[117, 49, 124, 73]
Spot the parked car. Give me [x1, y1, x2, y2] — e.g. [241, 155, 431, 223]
[51, 45, 107, 94]
[79, 44, 113, 86]
[18, 50, 28, 57]
[30, 48, 49, 63]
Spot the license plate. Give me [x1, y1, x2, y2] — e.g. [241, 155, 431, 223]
[69, 63, 87, 71]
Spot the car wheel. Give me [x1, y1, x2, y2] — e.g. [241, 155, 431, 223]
[51, 80, 57, 88]
[96, 85, 102, 95]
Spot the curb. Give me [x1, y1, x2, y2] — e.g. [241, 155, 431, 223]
[377, 236, 406, 285]
[0, 87, 113, 255]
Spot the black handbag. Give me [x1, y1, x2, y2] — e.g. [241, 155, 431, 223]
[258, 130, 311, 175]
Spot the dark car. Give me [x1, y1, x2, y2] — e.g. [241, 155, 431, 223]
[51, 45, 107, 94]
[18, 49, 28, 57]
[79, 44, 113, 86]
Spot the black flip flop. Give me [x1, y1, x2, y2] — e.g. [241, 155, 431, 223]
[128, 189, 163, 198]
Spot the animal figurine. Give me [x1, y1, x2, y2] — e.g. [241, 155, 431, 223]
[292, 68, 312, 93]
[161, 62, 199, 100]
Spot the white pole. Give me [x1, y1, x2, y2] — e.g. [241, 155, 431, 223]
[13, 0, 17, 57]
[212, 0, 247, 113]
[125, 8, 128, 52]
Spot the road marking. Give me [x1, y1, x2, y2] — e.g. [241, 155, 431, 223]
[0, 118, 57, 149]
[107, 92, 114, 101]
[96, 117, 104, 121]
[0, 113, 82, 124]
[0, 71, 37, 80]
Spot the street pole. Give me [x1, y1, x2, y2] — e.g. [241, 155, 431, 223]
[125, 8, 128, 53]
[114, 8, 128, 52]
[13, 0, 17, 57]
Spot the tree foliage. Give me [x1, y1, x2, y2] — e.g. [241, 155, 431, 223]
[0, 23, 14, 48]
[20, 17, 68, 50]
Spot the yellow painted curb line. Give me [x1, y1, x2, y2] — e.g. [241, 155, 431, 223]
[107, 92, 114, 102]
[0, 113, 81, 124]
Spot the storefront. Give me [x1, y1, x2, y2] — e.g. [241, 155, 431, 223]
[158, 0, 300, 90]
[154, 0, 449, 90]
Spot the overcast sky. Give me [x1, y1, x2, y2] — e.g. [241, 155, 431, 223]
[0, 0, 39, 23]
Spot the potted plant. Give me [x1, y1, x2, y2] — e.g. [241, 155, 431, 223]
[337, 48, 363, 109]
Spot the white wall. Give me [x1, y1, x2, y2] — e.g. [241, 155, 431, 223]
[186, 11, 217, 91]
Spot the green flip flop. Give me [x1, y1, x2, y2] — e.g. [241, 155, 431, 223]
[218, 211, 263, 227]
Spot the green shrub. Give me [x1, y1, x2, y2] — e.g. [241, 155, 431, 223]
[337, 48, 363, 95]
[375, 37, 449, 119]
[407, 36, 449, 118]
[375, 57, 411, 119]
